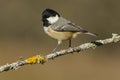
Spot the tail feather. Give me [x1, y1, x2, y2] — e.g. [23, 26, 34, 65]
[85, 32, 98, 37]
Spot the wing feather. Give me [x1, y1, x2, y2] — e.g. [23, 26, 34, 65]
[51, 17, 88, 33]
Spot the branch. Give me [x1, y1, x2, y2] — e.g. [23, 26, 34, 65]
[0, 33, 120, 73]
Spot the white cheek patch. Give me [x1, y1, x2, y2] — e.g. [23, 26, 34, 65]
[47, 15, 59, 24]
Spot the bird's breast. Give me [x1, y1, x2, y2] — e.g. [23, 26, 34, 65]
[44, 27, 76, 40]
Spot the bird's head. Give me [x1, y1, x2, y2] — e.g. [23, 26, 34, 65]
[42, 8, 60, 26]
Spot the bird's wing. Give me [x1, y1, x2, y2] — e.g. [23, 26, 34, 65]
[51, 17, 88, 33]
[61, 22, 88, 32]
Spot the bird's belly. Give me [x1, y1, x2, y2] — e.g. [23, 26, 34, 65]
[44, 27, 74, 40]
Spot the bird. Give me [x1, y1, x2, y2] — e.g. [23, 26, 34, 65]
[41, 8, 97, 53]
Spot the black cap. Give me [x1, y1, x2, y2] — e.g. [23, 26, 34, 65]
[42, 8, 60, 19]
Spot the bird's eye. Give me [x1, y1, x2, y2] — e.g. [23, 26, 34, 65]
[43, 15, 50, 19]
[41, 18, 46, 22]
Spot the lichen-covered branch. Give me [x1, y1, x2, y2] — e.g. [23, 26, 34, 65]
[0, 33, 120, 73]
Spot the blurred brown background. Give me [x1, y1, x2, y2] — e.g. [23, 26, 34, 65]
[0, 0, 120, 80]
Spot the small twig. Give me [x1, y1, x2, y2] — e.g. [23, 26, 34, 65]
[0, 33, 120, 73]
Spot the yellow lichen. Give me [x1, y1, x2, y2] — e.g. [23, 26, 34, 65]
[27, 55, 45, 64]
[39, 56, 46, 64]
